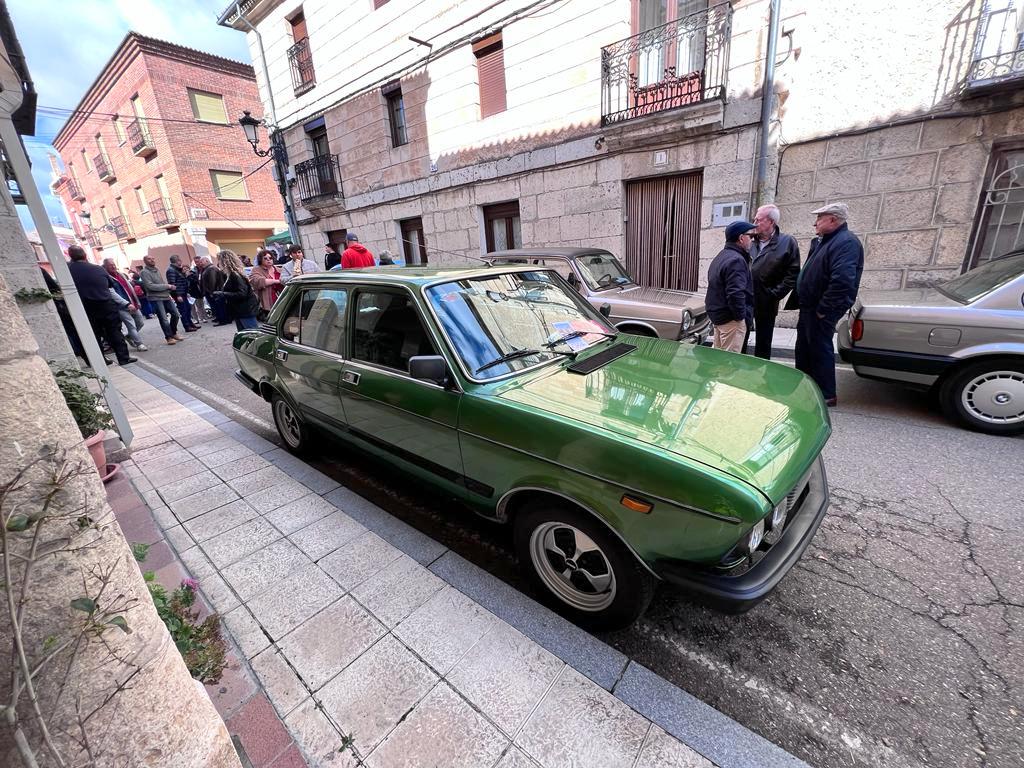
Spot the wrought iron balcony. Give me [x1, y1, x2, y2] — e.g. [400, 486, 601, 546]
[128, 118, 156, 157]
[109, 215, 132, 240]
[288, 37, 316, 95]
[295, 153, 342, 202]
[967, 4, 1024, 89]
[150, 197, 176, 227]
[64, 177, 84, 201]
[83, 231, 101, 248]
[601, 2, 732, 126]
[93, 152, 115, 182]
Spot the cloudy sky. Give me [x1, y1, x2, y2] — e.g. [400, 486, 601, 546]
[9, 0, 251, 230]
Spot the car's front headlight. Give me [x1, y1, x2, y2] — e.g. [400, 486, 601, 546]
[769, 502, 787, 530]
[682, 310, 693, 332]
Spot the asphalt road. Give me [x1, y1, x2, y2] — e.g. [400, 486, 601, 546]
[126, 316, 1023, 768]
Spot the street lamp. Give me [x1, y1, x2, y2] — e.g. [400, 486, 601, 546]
[238, 110, 285, 161]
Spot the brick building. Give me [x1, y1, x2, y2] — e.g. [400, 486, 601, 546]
[51, 32, 286, 271]
[220, 0, 1024, 296]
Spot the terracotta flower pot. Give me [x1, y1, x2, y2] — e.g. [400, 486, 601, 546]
[84, 430, 106, 475]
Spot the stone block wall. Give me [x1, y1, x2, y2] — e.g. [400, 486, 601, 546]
[774, 109, 1024, 290]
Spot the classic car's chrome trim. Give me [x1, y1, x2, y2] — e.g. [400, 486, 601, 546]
[466, 431, 743, 524]
[614, 319, 662, 336]
[495, 486, 661, 580]
[343, 358, 464, 394]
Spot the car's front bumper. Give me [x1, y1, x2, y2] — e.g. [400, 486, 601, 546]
[657, 457, 829, 612]
[679, 319, 712, 345]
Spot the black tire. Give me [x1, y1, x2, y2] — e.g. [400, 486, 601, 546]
[271, 393, 310, 453]
[939, 358, 1024, 436]
[513, 502, 655, 630]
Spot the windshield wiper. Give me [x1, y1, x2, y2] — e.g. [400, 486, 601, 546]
[476, 348, 545, 374]
[543, 329, 618, 350]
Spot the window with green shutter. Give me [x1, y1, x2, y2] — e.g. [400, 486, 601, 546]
[188, 89, 228, 123]
[210, 170, 248, 200]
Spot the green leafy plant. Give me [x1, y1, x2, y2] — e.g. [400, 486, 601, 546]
[142, 572, 226, 684]
[14, 287, 56, 304]
[131, 542, 150, 562]
[50, 365, 115, 438]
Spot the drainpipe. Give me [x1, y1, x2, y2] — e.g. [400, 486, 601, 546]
[219, 2, 300, 245]
[754, 0, 781, 208]
[0, 116, 134, 445]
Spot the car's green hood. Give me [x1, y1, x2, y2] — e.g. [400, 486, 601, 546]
[495, 337, 830, 503]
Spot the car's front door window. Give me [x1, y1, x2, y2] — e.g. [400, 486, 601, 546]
[575, 252, 634, 291]
[282, 288, 348, 354]
[351, 290, 436, 372]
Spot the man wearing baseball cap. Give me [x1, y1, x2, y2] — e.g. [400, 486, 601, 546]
[341, 232, 376, 269]
[706, 220, 757, 353]
[785, 202, 864, 406]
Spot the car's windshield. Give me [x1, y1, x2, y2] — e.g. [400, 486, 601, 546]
[937, 252, 1024, 303]
[426, 270, 615, 380]
[574, 252, 634, 291]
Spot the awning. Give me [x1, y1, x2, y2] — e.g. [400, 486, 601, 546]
[264, 230, 292, 245]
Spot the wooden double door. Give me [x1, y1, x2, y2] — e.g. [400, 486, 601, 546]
[624, 171, 703, 291]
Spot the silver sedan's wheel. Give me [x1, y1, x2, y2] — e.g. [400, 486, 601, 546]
[960, 370, 1024, 425]
[272, 396, 305, 450]
[529, 522, 617, 612]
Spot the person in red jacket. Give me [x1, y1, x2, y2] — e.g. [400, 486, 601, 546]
[341, 232, 376, 269]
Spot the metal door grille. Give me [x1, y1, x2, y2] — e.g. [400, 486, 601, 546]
[625, 172, 703, 290]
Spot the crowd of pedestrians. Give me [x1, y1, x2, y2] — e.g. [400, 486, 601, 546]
[705, 201, 865, 406]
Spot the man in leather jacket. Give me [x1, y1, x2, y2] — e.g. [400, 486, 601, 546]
[750, 204, 800, 359]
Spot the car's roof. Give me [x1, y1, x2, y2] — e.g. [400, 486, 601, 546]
[486, 247, 611, 260]
[291, 263, 546, 286]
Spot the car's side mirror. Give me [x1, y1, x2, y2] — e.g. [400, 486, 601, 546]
[599, 304, 612, 318]
[282, 316, 300, 341]
[409, 355, 449, 386]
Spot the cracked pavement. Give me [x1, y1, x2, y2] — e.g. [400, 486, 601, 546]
[133, 322, 1024, 768]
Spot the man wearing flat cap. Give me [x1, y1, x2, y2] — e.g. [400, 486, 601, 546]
[706, 220, 756, 353]
[785, 202, 864, 406]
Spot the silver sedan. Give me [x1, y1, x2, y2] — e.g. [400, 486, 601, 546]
[837, 252, 1024, 435]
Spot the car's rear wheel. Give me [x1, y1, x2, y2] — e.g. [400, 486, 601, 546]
[513, 502, 655, 630]
[271, 394, 309, 452]
[939, 358, 1024, 436]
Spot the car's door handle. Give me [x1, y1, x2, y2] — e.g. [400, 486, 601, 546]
[275, 349, 288, 362]
[341, 371, 361, 386]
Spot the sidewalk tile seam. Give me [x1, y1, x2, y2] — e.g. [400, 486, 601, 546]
[118, 366, 803, 768]
[628, 721, 656, 768]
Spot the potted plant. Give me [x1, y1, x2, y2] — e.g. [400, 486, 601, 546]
[51, 365, 118, 481]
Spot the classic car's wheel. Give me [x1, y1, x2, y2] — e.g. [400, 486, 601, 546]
[514, 504, 655, 629]
[940, 359, 1024, 436]
[271, 394, 309, 452]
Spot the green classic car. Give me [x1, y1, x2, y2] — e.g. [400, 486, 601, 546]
[233, 265, 831, 628]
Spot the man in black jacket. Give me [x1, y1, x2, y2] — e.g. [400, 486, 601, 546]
[750, 204, 800, 359]
[167, 254, 200, 332]
[788, 202, 864, 406]
[65, 246, 135, 366]
[706, 221, 756, 353]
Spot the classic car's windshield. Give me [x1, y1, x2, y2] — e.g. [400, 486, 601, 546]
[938, 252, 1024, 303]
[426, 271, 615, 380]
[574, 252, 634, 291]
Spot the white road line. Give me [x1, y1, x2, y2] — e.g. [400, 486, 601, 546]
[135, 359, 277, 433]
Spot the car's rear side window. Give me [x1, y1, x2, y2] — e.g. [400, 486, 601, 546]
[282, 288, 348, 354]
[352, 290, 436, 372]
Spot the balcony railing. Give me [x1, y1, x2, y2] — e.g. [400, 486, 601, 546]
[295, 153, 342, 202]
[84, 231, 101, 248]
[151, 197, 176, 227]
[93, 152, 115, 182]
[128, 118, 156, 157]
[110, 215, 132, 240]
[64, 178, 84, 201]
[288, 37, 316, 95]
[601, 2, 732, 126]
[967, 4, 1024, 88]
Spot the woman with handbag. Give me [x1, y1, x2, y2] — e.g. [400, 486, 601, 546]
[214, 249, 260, 330]
[249, 250, 283, 321]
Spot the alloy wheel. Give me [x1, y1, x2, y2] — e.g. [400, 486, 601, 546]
[961, 370, 1024, 425]
[529, 522, 616, 612]
[274, 399, 303, 448]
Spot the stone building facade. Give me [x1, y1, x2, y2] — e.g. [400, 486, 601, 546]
[221, 0, 1024, 292]
[51, 33, 286, 271]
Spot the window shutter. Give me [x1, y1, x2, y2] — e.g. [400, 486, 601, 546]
[211, 170, 246, 200]
[473, 33, 507, 118]
[189, 90, 227, 123]
[290, 12, 308, 41]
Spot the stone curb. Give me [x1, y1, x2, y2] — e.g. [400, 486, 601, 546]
[123, 366, 810, 768]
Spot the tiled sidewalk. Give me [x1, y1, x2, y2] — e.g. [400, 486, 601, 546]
[106, 365, 807, 768]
